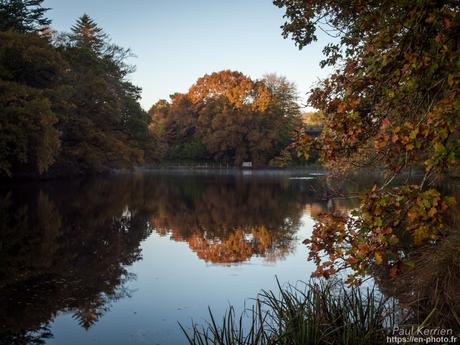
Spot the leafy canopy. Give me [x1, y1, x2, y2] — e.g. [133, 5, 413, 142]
[149, 71, 302, 165]
[0, 11, 151, 177]
[274, 0, 460, 283]
[0, 31, 63, 176]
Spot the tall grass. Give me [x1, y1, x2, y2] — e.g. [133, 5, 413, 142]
[180, 279, 399, 345]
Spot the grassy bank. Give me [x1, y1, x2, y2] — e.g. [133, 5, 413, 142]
[180, 279, 400, 345]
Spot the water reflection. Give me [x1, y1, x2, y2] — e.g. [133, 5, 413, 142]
[147, 174, 365, 264]
[147, 175, 307, 263]
[0, 172, 339, 344]
[0, 178, 152, 344]
[3, 172, 454, 344]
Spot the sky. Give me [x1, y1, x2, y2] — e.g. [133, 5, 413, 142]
[44, 0, 333, 111]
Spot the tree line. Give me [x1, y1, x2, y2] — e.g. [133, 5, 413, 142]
[0, 0, 310, 179]
[0, 0, 153, 178]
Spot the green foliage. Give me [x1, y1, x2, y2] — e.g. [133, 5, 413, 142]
[169, 137, 208, 161]
[0, 12, 151, 178]
[0, 81, 59, 176]
[0, 31, 62, 176]
[0, 0, 50, 32]
[55, 36, 145, 173]
[148, 93, 203, 161]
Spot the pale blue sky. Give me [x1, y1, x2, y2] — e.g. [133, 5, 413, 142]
[44, 0, 333, 110]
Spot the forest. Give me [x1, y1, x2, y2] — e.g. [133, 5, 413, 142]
[0, 0, 312, 179]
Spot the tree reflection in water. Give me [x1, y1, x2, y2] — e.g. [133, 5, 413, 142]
[4, 172, 453, 343]
[0, 177, 152, 344]
[148, 175, 308, 263]
[0, 172, 337, 344]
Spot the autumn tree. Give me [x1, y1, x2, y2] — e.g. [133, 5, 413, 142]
[189, 70, 301, 165]
[274, 0, 460, 283]
[189, 70, 271, 111]
[148, 71, 301, 165]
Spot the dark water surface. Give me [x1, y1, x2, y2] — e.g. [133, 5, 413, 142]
[0, 170, 365, 345]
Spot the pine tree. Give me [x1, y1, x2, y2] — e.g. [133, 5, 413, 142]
[70, 14, 108, 54]
[0, 0, 50, 32]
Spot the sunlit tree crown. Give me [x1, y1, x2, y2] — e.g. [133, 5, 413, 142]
[70, 14, 107, 53]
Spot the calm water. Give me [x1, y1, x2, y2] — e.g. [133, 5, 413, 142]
[0, 170, 365, 345]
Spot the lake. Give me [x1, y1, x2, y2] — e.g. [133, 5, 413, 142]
[0, 170, 398, 344]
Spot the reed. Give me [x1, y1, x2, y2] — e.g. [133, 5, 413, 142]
[180, 278, 399, 345]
